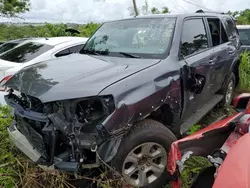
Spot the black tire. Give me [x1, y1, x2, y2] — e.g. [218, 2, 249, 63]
[111, 119, 177, 188]
[218, 72, 236, 108]
[191, 166, 216, 188]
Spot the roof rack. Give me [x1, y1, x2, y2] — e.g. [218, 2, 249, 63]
[195, 9, 225, 14]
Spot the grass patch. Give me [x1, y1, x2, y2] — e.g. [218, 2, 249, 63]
[239, 51, 250, 91]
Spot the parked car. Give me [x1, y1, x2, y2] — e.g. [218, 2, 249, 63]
[237, 25, 250, 52]
[168, 93, 250, 188]
[0, 36, 89, 90]
[4, 11, 240, 188]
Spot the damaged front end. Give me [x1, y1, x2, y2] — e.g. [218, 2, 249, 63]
[5, 89, 121, 172]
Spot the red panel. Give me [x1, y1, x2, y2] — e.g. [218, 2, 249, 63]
[213, 134, 250, 188]
[233, 93, 250, 108]
[167, 113, 242, 188]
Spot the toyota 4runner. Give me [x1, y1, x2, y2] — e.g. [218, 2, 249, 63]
[4, 11, 240, 188]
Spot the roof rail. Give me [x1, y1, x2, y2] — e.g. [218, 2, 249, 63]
[196, 9, 225, 14]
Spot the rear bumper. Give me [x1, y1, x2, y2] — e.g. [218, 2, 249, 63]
[8, 122, 42, 162]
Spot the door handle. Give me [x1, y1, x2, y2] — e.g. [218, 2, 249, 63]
[209, 57, 217, 64]
[228, 50, 235, 55]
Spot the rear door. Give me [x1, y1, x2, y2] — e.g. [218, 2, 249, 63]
[180, 17, 214, 119]
[205, 17, 235, 93]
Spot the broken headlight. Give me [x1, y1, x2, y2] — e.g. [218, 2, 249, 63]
[75, 95, 115, 125]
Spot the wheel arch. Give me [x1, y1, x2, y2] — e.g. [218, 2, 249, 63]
[149, 103, 175, 131]
[232, 59, 240, 87]
[224, 57, 240, 89]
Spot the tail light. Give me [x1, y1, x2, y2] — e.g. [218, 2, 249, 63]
[0, 75, 12, 91]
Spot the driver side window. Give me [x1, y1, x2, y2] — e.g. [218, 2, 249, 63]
[180, 19, 209, 57]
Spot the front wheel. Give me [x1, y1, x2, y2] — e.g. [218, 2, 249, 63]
[111, 119, 176, 188]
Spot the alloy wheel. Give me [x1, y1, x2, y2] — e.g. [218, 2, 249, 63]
[122, 142, 167, 187]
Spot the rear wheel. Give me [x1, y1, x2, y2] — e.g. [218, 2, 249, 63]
[218, 73, 235, 108]
[111, 119, 176, 188]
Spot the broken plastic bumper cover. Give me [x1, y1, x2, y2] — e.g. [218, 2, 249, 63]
[5, 95, 80, 172]
[8, 122, 42, 162]
[8, 120, 80, 172]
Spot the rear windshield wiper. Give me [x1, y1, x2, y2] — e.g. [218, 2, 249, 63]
[119, 52, 141, 58]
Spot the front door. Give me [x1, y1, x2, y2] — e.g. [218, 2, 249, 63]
[179, 17, 214, 120]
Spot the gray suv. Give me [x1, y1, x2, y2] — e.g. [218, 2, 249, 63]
[5, 11, 240, 188]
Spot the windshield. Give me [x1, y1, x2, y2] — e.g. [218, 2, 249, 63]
[238, 29, 250, 45]
[0, 42, 53, 63]
[80, 17, 176, 59]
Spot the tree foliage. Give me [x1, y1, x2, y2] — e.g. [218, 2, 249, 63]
[151, 6, 170, 14]
[151, 7, 161, 14]
[162, 7, 170, 14]
[128, 0, 170, 16]
[0, 0, 30, 17]
[227, 9, 250, 25]
[0, 23, 101, 41]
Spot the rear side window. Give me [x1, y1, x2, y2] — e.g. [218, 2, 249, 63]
[207, 18, 229, 47]
[0, 42, 53, 63]
[55, 44, 85, 57]
[55, 48, 70, 57]
[180, 19, 209, 57]
[224, 17, 238, 39]
[69, 44, 84, 53]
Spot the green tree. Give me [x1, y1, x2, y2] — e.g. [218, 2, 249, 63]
[0, 0, 30, 17]
[36, 23, 70, 37]
[162, 6, 170, 14]
[79, 22, 100, 37]
[237, 9, 250, 24]
[227, 9, 250, 24]
[151, 7, 160, 14]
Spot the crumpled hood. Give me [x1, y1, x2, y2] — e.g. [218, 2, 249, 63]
[5, 54, 160, 102]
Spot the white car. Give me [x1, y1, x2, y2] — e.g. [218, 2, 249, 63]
[0, 36, 89, 104]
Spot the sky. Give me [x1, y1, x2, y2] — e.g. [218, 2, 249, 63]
[0, 0, 250, 23]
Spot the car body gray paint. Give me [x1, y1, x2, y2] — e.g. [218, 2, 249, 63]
[4, 54, 162, 103]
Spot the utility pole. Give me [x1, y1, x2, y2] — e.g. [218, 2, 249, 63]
[132, 0, 139, 16]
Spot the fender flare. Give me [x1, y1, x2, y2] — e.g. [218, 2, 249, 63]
[222, 56, 240, 89]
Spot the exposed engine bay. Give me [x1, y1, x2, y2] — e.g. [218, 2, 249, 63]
[6, 89, 119, 172]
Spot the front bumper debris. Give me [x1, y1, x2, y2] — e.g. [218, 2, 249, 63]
[8, 122, 42, 162]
